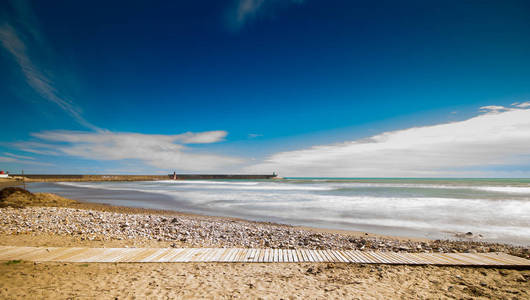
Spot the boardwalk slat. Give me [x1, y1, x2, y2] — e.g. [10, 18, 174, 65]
[252, 248, 260, 262]
[313, 249, 325, 262]
[235, 248, 246, 262]
[359, 251, 379, 263]
[369, 252, 389, 264]
[428, 253, 466, 265]
[322, 250, 337, 262]
[0, 247, 39, 260]
[224, 248, 237, 262]
[302, 249, 313, 262]
[175, 248, 192, 262]
[262, 249, 268, 262]
[480, 253, 522, 265]
[341, 250, 359, 263]
[483, 253, 527, 265]
[378, 252, 401, 264]
[214, 248, 229, 262]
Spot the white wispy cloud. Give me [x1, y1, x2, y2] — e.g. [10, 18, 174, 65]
[0, 155, 52, 166]
[16, 130, 243, 172]
[248, 133, 263, 138]
[246, 105, 530, 177]
[0, 1, 99, 131]
[3, 152, 35, 160]
[227, 0, 304, 31]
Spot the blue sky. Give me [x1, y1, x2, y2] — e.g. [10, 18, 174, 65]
[1, 0, 530, 176]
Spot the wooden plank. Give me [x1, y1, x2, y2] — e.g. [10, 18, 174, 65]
[479, 253, 524, 265]
[11, 247, 61, 261]
[0, 246, 37, 260]
[369, 252, 390, 264]
[198, 248, 214, 262]
[332, 250, 349, 263]
[235, 249, 247, 262]
[184, 249, 200, 262]
[322, 250, 336, 262]
[393, 252, 421, 264]
[482, 252, 528, 265]
[292, 249, 299, 263]
[377, 252, 401, 264]
[300, 249, 310, 262]
[295, 249, 303, 263]
[191, 249, 210, 262]
[324, 250, 338, 262]
[287, 249, 294, 262]
[251, 248, 260, 262]
[230, 249, 241, 262]
[155, 249, 182, 262]
[261, 248, 268, 262]
[428, 253, 467, 265]
[312, 250, 324, 262]
[357, 251, 378, 263]
[327, 250, 341, 262]
[47, 247, 95, 262]
[257, 249, 265, 263]
[454, 253, 489, 265]
[224, 248, 237, 262]
[246, 248, 256, 262]
[317, 250, 328, 262]
[175, 248, 192, 262]
[208, 248, 222, 262]
[254, 249, 262, 263]
[214, 248, 229, 262]
[338, 250, 355, 263]
[299, 249, 309, 262]
[337, 250, 354, 263]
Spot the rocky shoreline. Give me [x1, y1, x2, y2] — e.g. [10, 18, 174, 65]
[1, 206, 528, 259]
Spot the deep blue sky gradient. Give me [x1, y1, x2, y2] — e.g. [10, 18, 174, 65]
[1, 0, 530, 173]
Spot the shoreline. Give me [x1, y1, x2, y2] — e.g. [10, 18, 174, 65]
[1, 181, 529, 298]
[2, 178, 529, 250]
[26, 179, 530, 246]
[0, 183, 528, 258]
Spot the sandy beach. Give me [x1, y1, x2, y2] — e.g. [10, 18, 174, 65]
[0, 181, 529, 298]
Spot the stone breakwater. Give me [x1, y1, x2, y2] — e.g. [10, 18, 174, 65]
[0, 207, 528, 258]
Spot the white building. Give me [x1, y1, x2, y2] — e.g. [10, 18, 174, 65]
[0, 171, 9, 178]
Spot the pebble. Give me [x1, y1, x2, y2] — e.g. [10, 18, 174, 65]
[0, 207, 528, 258]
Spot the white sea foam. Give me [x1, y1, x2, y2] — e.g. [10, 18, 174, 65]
[474, 186, 530, 194]
[51, 179, 530, 244]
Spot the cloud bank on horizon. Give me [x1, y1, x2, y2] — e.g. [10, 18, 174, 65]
[11, 130, 243, 172]
[246, 103, 530, 177]
[7, 102, 530, 176]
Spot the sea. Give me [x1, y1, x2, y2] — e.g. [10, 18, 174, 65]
[26, 178, 530, 245]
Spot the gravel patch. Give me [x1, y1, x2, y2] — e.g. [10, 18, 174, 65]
[0, 207, 528, 259]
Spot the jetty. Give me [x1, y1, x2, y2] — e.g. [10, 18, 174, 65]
[168, 172, 280, 180]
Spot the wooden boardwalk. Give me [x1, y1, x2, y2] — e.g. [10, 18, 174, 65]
[0, 246, 528, 266]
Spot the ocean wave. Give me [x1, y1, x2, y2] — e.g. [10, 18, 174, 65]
[473, 186, 530, 194]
